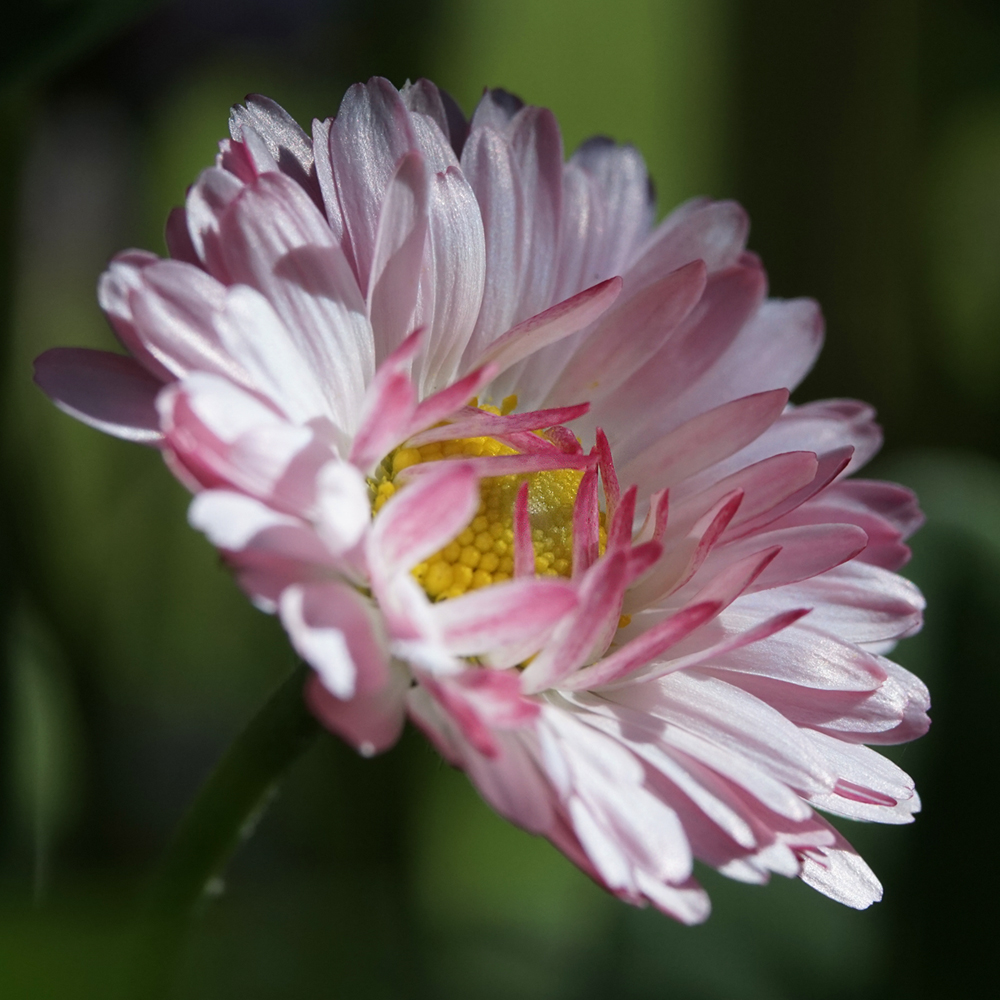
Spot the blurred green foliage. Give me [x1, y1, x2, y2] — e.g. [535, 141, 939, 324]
[1, 0, 999, 997]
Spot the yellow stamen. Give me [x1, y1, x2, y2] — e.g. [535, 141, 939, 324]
[380, 424, 607, 600]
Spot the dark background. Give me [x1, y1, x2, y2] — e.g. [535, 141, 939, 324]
[1, 1, 998, 996]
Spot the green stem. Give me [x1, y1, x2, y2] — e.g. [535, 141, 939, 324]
[135, 663, 322, 998]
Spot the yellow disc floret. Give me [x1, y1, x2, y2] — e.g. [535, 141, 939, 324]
[373, 406, 606, 600]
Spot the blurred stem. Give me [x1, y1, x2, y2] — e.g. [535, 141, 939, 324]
[136, 663, 321, 998]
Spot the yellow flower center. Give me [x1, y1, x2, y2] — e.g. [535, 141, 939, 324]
[371, 404, 605, 601]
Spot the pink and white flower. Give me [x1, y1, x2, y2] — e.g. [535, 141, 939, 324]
[35, 78, 928, 923]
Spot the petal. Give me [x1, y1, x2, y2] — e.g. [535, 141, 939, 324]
[626, 199, 748, 291]
[619, 389, 790, 500]
[127, 259, 253, 385]
[554, 137, 654, 302]
[367, 151, 430, 362]
[369, 461, 479, 576]
[280, 581, 388, 699]
[412, 167, 487, 395]
[461, 105, 564, 359]
[34, 347, 164, 444]
[211, 285, 334, 425]
[305, 662, 409, 757]
[586, 263, 766, 445]
[429, 577, 577, 655]
[329, 78, 419, 291]
[703, 523, 869, 593]
[314, 460, 372, 555]
[546, 260, 708, 408]
[474, 276, 623, 388]
[218, 172, 372, 429]
[229, 94, 317, 197]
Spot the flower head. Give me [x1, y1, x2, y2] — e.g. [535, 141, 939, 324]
[35, 78, 929, 923]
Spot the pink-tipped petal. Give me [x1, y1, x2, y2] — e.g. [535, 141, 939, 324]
[572, 464, 601, 577]
[431, 577, 577, 655]
[305, 661, 409, 757]
[280, 581, 388, 699]
[473, 276, 622, 379]
[370, 461, 479, 575]
[596, 428, 621, 520]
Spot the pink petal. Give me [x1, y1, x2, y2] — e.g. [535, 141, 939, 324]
[704, 523, 869, 593]
[405, 402, 589, 447]
[34, 347, 164, 444]
[474, 275, 623, 384]
[609, 608, 814, 690]
[596, 428, 621, 520]
[554, 138, 654, 302]
[645, 297, 824, 437]
[829, 479, 923, 538]
[412, 168, 486, 394]
[738, 563, 924, 647]
[280, 581, 390, 699]
[430, 577, 577, 655]
[310, 116, 345, 241]
[796, 823, 882, 909]
[407, 686, 557, 832]
[127, 259, 252, 384]
[722, 446, 851, 540]
[547, 260, 708, 407]
[305, 663, 409, 757]
[563, 600, 721, 690]
[571, 465, 601, 577]
[400, 78, 468, 157]
[184, 165, 244, 275]
[586, 262, 765, 445]
[218, 172, 372, 428]
[407, 364, 497, 433]
[188, 489, 329, 566]
[97, 250, 173, 380]
[619, 389, 790, 499]
[461, 105, 563, 359]
[229, 94, 317, 199]
[522, 551, 630, 692]
[625, 489, 745, 612]
[369, 460, 479, 575]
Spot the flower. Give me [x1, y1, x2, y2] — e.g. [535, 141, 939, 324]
[34, 77, 929, 924]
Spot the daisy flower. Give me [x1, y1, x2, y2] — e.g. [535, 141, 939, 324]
[35, 77, 928, 923]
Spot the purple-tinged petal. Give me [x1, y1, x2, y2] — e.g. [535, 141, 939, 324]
[34, 347, 164, 444]
[329, 78, 419, 291]
[522, 551, 629, 692]
[368, 151, 430, 362]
